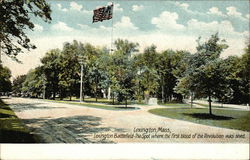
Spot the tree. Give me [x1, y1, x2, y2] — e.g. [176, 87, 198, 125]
[0, 64, 12, 93]
[88, 49, 110, 102]
[138, 45, 159, 101]
[156, 50, 190, 103]
[22, 66, 43, 97]
[108, 39, 139, 106]
[41, 49, 61, 99]
[12, 75, 26, 96]
[176, 33, 228, 115]
[237, 44, 250, 104]
[0, 0, 51, 60]
[221, 44, 250, 104]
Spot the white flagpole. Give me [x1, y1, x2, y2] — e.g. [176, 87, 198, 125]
[108, 2, 114, 101]
[111, 2, 114, 54]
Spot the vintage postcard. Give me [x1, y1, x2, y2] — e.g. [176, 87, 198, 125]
[0, 0, 249, 159]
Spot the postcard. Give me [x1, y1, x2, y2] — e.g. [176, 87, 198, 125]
[0, 0, 249, 159]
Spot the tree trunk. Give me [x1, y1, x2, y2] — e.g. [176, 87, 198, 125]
[69, 90, 72, 101]
[82, 86, 84, 101]
[59, 87, 63, 100]
[208, 95, 212, 115]
[102, 89, 106, 98]
[52, 86, 56, 100]
[112, 91, 115, 105]
[138, 81, 141, 103]
[161, 80, 164, 103]
[190, 92, 193, 108]
[125, 95, 128, 108]
[95, 75, 98, 102]
[108, 87, 111, 100]
[95, 86, 98, 102]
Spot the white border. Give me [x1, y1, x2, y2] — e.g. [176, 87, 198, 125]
[1, 143, 249, 160]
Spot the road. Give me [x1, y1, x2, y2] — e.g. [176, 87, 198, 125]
[2, 97, 249, 143]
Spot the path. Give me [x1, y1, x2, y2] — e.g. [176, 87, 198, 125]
[2, 97, 249, 143]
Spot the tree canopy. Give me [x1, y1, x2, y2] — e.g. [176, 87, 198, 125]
[11, 35, 250, 108]
[0, 64, 12, 93]
[0, 0, 51, 60]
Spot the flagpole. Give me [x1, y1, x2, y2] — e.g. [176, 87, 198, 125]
[111, 2, 114, 54]
[108, 2, 114, 101]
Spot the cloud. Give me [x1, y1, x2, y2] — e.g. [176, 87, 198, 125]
[51, 21, 74, 32]
[57, 4, 68, 12]
[207, 7, 224, 16]
[245, 14, 250, 19]
[114, 16, 138, 30]
[226, 6, 242, 17]
[174, 2, 204, 16]
[77, 24, 90, 29]
[186, 19, 247, 38]
[175, 2, 189, 10]
[114, 3, 123, 12]
[151, 10, 247, 39]
[226, 6, 248, 21]
[132, 5, 144, 12]
[34, 24, 43, 32]
[151, 11, 185, 31]
[206, 6, 247, 22]
[70, 1, 83, 11]
[82, 10, 92, 14]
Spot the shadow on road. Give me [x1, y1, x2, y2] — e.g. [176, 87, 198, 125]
[0, 128, 37, 143]
[22, 115, 126, 143]
[183, 113, 234, 120]
[8, 103, 66, 112]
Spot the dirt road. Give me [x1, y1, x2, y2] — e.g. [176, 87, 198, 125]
[3, 97, 249, 143]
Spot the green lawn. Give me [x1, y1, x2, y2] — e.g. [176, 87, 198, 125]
[0, 99, 38, 143]
[194, 102, 243, 109]
[54, 97, 142, 105]
[46, 99, 139, 111]
[159, 103, 190, 107]
[149, 107, 250, 132]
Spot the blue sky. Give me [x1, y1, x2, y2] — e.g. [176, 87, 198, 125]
[3, 0, 250, 78]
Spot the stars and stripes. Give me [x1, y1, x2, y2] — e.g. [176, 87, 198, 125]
[93, 4, 113, 23]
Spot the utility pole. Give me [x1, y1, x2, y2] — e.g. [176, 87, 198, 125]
[79, 55, 84, 102]
[43, 74, 46, 99]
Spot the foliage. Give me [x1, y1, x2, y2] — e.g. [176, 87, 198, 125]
[12, 75, 26, 95]
[0, 64, 12, 93]
[11, 35, 249, 107]
[175, 33, 229, 114]
[22, 66, 43, 97]
[41, 49, 61, 99]
[108, 39, 139, 106]
[0, 0, 51, 60]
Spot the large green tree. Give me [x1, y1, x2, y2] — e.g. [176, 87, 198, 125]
[22, 66, 43, 97]
[41, 49, 61, 99]
[138, 45, 159, 100]
[176, 33, 228, 115]
[156, 50, 190, 103]
[108, 39, 139, 106]
[0, 0, 51, 60]
[0, 64, 12, 93]
[12, 74, 26, 96]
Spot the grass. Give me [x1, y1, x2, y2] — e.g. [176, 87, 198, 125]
[194, 102, 241, 109]
[149, 107, 250, 132]
[0, 98, 38, 143]
[159, 103, 189, 107]
[46, 99, 139, 111]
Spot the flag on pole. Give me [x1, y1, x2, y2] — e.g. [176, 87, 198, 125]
[93, 4, 113, 23]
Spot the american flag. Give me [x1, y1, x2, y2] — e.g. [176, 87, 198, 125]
[93, 4, 113, 23]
